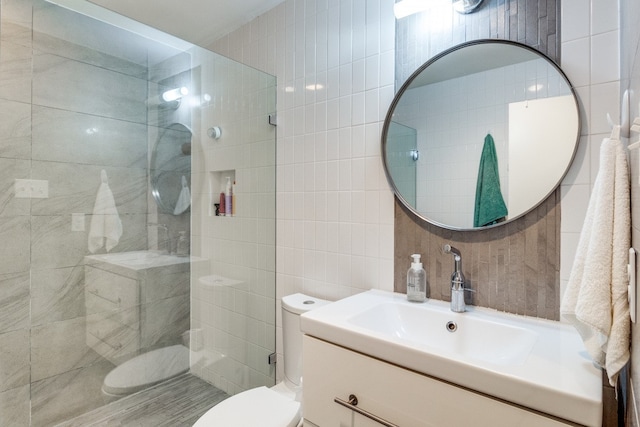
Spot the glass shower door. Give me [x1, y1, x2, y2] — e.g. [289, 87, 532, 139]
[0, 0, 276, 424]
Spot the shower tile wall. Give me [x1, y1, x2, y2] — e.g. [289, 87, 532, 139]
[0, 1, 155, 425]
[189, 47, 278, 395]
[209, 0, 397, 384]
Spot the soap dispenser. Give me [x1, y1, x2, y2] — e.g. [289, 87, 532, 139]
[407, 254, 427, 302]
[176, 231, 189, 257]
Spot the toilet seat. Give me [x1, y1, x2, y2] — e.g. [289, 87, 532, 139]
[102, 345, 189, 396]
[193, 386, 300, 427]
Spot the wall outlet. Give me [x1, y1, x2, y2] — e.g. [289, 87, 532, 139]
[15, 179, 49, 199]
[72, 213, 85, 232]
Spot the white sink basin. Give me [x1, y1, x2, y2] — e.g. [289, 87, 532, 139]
[301, 290, 602, 427]
[348, 302, 538, 366]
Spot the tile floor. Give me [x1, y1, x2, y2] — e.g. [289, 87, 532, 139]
[55, 374, 228, 426]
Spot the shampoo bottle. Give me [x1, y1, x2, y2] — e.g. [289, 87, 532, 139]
[219, 185, 225, 216]
[231, 180, 236, 216]
[225, 177, 232, 216]
[407, 254, 427, 302]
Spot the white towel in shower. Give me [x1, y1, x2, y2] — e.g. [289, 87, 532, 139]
[88, 170, 123, 253]
[560, 137, 630, 387]
[173, 175, 191, 215]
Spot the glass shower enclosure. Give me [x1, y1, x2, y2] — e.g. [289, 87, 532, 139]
[0, 0, 276, 425]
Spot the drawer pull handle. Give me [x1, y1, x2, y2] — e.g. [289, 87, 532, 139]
[334, 394, 399, 427]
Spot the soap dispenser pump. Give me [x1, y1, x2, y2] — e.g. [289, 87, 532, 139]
[407, 254, 427, 302]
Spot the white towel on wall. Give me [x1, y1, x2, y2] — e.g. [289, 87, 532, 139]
[560, 137, 630, 387]
[88, 169, 123, 253]
[173, 175, 191, 215]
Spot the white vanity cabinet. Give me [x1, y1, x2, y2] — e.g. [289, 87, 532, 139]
[303, 336, 575, 427]
[84, 252, 193, 365]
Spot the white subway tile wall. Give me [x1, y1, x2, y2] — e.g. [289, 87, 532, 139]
[559, 0, 621, 301]
[189, 47, 278, 395]
[204, 0, 623, 383]
[209, 0, 396, 383]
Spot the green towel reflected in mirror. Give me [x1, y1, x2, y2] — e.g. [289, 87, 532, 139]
[474, 134, 508, 227]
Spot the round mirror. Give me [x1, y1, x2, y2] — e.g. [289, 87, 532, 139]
[151, 122, 192, 215]
[382, 39, 580, 230]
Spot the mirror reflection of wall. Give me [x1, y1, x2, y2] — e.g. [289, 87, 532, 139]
[385, 41, 579, 230]
[386, 122, 417, 207]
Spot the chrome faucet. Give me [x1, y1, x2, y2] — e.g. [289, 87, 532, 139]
[443, 244, 467, 313]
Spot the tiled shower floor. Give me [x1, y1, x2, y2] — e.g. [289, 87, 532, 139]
[55, 374, 228, 426]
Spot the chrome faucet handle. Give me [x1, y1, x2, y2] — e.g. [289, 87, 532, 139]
[443, 244, 461, 259]
[444, 243, 472, 312]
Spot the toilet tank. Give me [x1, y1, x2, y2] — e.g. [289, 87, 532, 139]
[282, 293, 330, 387]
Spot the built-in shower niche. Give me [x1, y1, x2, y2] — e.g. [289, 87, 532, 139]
[84, 251, 202, 365]
[209, 170, 236, 217]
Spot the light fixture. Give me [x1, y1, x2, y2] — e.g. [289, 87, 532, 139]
[393, 0, 484, 19]
[146, 86, 189, 110]
[393, 0, 430, 19]
[162, 86, 188, 102]
[528, 83, 544, 93]
[305, 84, 324, 91]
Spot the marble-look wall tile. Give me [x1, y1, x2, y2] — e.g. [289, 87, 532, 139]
[0, 384, 30, 427]
[1, 0, 33, 48]
[107, 213, 149, 253]
[31, 316, 102, 382]
[0, 99, 31, 159]
[32, 0, 150, 76]
[0, 158, 31, 217]
[0, 272, 29, 333]
[32, 52, 147, 124]
[31, 213, 149, 270]
[0, 40, 32, 103]
[31, 215, 90, 270]
[0, 329, 29, 391]
[31, 359, 115, 427]
[31, 265, 85, 326]
[31, 161, 147, 215]
[32, 106, 148, 168]
[0, 217, 30, 274]
[33, 31, 147, 79]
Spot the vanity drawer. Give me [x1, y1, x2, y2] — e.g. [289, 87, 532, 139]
[303, 336, 574, 427]
[85, 266, 139, 312]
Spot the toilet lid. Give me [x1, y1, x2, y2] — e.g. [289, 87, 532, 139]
[193, 386, 300, 427]
[103, 345, 189, 395]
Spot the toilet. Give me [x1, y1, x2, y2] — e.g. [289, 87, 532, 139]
[102, 344, 190, 399]
[193, 293, 329, 427]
